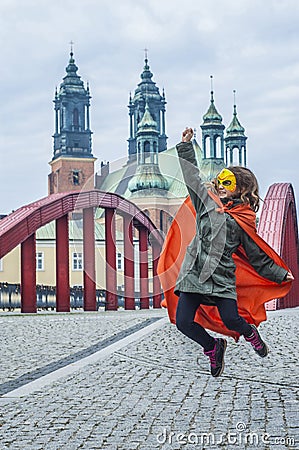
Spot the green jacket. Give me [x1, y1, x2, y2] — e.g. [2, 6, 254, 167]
[175, 142, 288, 303]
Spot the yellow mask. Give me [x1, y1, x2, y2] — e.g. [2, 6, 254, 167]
[217, 168, 237, 192]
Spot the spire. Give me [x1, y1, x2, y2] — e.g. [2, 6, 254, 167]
[141, 52, 153, 81]
[138, 100, 157, 132]
[200, 76, 225, 161]
[226, 90, 246, 135]
[66, 50, 78, 75]
[225, 90, 247, 166]
[127, 53, 167, 161]
[58, 48, 86, 96]
[210, 74, 214, 102]
[68, 41, 76, 67]
[144, 47, 148, 62]
[52, 49, 93, 160]
[202, 76, 223, 124]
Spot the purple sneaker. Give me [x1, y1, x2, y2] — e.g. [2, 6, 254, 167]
[244, 325, 268, 357]
[204, 338, 227, 377]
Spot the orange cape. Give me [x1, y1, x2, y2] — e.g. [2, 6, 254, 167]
[157, 194, 292, 341]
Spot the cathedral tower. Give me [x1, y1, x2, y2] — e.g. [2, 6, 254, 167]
[200, 78, 225, 160]
[128, 53, 167, 161]
[199, 77, 225, 180]
[225, 91, 247, 166]
[48, 50, 96, 194]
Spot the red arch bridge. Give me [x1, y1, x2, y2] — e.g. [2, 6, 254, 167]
[0, 183, 298, 313]
[0, 190, 164, 313]
[258, 183, 299, 310]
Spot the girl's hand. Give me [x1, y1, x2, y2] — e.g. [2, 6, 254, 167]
[286, 271, 294, 281]
[182, 127, 193, 142]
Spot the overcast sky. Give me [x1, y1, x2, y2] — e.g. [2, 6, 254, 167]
[0, 0, 298, 215]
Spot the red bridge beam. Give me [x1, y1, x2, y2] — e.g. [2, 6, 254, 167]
[56, 214, 70, 312]
[139, 226, 149, 309]
[152, 241, 162, 308]
[21, 234, 36, 313]
[83, 207, 96, 311]
[105, 208, 117, 310]
[123, 215, 135, 310]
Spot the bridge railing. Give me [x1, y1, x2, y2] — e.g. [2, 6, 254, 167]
[0, 282, 154, 311]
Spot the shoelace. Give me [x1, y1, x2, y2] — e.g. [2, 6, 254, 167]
[205, 346, 217, 368]
[208, 353, 217, 368]
[246, 331, 263, 350]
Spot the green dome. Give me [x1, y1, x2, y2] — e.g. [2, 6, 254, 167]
[128, 164, 169, 194]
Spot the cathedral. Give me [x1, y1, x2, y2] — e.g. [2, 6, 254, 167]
[94, 55, 248, 235]
[47, 50, 248, 236]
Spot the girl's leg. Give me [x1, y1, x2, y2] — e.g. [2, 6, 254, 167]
[215, 298, 252, 336]
[216, 298, 268, 357]
[176, 292, 215, 351]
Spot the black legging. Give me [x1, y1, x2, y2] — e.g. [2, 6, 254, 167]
[176, 292, 252, 352]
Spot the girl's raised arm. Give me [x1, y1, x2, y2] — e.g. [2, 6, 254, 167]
[176, 128, 213, 213]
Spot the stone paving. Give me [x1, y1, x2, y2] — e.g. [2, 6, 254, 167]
[0, 307, 298, 449]
[0, 311, 158, 386]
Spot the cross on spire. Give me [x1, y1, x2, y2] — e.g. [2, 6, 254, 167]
[210, 75, 214, 102]
[233, 89, 237, 114]
[69, 40, 74, 55]
[144, 47, 149, 61]
[210, 75, 214, 91]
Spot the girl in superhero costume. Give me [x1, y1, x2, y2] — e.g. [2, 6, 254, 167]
[157, 128, 294, 377]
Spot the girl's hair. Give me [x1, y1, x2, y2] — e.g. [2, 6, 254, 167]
[228, 166, 260, 212]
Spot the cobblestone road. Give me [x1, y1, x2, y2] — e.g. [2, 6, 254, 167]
[0, 308, 298, 449]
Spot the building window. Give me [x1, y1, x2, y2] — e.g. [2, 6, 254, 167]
[117, 252, 123, 270]
[73, 252, 83, 271]
[0, 259, 3, 271]
[73, 108, 79, 130]
[72, 170, 80, 186]
[204, 135, 211, 158]
[144, 141, 150, 154]
[36, 252, 44, 271]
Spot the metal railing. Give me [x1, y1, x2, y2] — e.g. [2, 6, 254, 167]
[0, 283, 106, 311]
[0, 283, 151, 310]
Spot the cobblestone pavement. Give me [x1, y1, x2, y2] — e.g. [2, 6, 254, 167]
[0, 308, 298, 450]
[0, 310, 161, 386]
